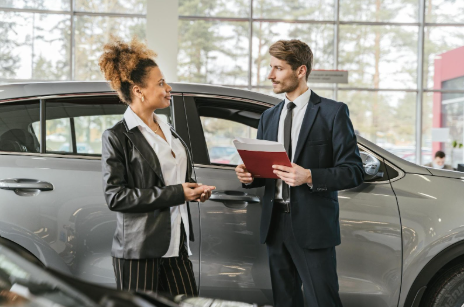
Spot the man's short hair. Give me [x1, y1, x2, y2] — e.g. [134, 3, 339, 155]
[435, 150, 446, 159]
[269, 39, 313, 80]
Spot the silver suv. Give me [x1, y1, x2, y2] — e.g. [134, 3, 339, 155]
[0, 82, 463, 307]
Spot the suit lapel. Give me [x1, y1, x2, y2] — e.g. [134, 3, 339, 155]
[268, 100, 285, 142]
[293, 91, 322, 163]
[123, 119, 166, 186]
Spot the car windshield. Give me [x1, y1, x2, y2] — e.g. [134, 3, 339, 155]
[0, 246, 97, 307]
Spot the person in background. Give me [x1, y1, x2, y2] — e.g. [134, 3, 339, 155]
[425, 150, 454, 170]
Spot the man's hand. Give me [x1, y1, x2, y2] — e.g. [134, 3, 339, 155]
[235, 164, 254, 184]
[272, 163, 312, 186]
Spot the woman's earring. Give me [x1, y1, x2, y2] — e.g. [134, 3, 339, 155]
[141, 95, 145, 102]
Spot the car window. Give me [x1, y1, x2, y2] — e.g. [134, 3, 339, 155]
[72, 115, 123, 154]
[0, 101, 41, 153]
[191, 97, 263, 166]
[45, 118, 74, 153]
[44, 96, 172, 156]
[200, 117, 257, 165]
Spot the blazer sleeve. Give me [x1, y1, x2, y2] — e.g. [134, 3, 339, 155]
[242, 112, 266, 189]
[101, 129, 185, 213]
[310, 103, 364, 192]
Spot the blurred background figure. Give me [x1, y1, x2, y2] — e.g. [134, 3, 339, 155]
[425, 151, 454, 170]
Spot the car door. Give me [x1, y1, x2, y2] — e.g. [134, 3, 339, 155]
[0, 100, 63, 268]
[182, 94, 273, 305]
[337, 143, 403, 307]
[0, 94, 201, 288]
[0, 96, 127, 285]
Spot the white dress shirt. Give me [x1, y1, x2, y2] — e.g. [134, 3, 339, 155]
[275, 88, 312, 200]
[124, 107, 192, 257]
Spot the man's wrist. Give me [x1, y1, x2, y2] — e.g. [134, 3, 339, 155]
[245, 178, 254, 185]
[306, 169, 313, 189]
[306, 169, 312, 185]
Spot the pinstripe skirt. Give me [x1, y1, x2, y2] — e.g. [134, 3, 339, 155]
[112, 223, 198, 296]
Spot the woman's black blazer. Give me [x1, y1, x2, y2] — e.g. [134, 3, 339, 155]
[102, 119, 195, 259]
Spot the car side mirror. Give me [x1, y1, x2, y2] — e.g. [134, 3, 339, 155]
[360, 151, 382, 181]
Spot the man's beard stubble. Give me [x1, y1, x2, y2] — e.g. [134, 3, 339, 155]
[273, 72, 299, 94]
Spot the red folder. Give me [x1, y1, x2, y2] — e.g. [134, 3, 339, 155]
[237, 150, 292, 179]
[234, 138, 292, 179]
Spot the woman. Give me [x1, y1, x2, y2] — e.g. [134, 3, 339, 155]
[99, 37, 215, 296]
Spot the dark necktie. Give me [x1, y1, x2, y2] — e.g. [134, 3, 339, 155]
[282, 101, 296, 202]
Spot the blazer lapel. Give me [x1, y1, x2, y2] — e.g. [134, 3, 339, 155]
[268, 100, 285, 142]
[293, 91, 322, 163]
[122, 119, 166, 186]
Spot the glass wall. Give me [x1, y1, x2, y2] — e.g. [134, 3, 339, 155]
[0, 0, 145, 82]
[1, 0, 464, 167]
[178, 0, 464, 168]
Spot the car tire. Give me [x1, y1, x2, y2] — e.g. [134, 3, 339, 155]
[422, 263, 464, 307]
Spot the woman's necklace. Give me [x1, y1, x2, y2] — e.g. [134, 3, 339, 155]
[153, 121, 160, 134]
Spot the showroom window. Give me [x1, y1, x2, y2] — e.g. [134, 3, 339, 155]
[0, 0, 145, 82]
[1, 0, 464, 166]
[177, 0, 464, 167]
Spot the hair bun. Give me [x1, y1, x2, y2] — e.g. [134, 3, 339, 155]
[98, 36, 157, 91]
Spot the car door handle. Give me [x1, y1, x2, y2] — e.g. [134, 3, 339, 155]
[209, 190, 260, 203]
[0, 179, 54, 191]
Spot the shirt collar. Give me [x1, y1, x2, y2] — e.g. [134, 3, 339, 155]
[124, 106, 169, 132]
[284, 87, 311, 110]
[124, 106, 172, 145]
[124, 106, 149, 130]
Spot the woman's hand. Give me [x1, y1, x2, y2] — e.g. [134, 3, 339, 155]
[196, 183, 215, 202]
[182, 183, 216, 202]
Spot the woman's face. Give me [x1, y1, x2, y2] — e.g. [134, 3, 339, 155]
[137, 66, 172, 110]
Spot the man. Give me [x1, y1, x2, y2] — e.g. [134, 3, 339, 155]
[235, 40, 364, 307]
[425, 150, 454, 170]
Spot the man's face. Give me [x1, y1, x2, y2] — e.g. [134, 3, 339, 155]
[267, 56, 300, 94]
[434, 156, 445, 166]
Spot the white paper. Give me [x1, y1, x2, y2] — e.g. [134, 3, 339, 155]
[431, 128, 450, 142]
[233, 137, 286, 153]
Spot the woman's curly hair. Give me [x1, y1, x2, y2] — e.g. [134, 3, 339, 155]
[98, 36, 158, 105]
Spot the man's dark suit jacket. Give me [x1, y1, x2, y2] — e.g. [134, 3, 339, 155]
[244, 91, 364, 249]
